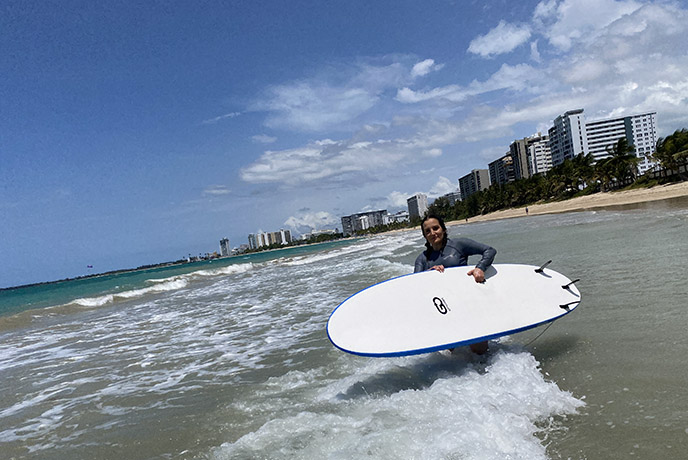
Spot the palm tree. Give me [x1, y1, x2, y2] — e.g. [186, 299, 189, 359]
[571, 152, 596, 191]
[654, 128, 688, 180]
[601, 138, 639, 188]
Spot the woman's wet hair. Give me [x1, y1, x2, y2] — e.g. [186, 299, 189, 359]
[421, 214, 448, 256]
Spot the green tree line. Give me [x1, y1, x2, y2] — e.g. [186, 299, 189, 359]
[427, 128, 688, 222]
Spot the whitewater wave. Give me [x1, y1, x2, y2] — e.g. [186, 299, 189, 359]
[70, 263, 255, 308]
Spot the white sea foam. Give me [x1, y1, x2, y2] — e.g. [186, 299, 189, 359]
[213, 349, 584, 459]
[67, 263, 255, 309]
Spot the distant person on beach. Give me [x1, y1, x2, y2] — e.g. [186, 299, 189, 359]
[525, 207, 529, 215]
[414, 214, 496, 354]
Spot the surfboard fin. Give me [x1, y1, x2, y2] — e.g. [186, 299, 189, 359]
[562, 279, 580, 290]
[535, 260, 552, 273]
[559, 301, 578, 311]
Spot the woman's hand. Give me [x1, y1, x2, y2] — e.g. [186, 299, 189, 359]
[467, 267, 485, 283]
[429, 265, 445, 273]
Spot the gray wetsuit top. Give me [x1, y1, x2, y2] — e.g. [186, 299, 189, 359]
[414, 237, 496, 273]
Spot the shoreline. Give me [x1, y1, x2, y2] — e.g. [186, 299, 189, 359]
[446, 181, 688, 226]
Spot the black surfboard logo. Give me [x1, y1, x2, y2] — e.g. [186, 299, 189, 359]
[432, 296, 449, 315]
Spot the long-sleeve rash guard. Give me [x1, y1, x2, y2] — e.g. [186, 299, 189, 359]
[414, 237, 496, 273]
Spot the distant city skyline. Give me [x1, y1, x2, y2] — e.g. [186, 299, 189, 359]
[3, 0, 688, 287]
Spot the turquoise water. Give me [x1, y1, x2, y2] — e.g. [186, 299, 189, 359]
[0, 239, 357, 317]
[1, 199, 687, 459]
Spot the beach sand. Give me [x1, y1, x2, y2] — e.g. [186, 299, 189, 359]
[447, 181, 688, 226]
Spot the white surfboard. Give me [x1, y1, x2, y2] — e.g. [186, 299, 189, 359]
[327, 262, 581, 357]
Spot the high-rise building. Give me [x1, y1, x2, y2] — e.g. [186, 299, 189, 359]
[459, 169, 490, 200]
[407, 194, 429, 220]
[548, 109, 588, 166]
[248, 228, 293, 248]
[280, 229, 292, 245]
[340, 210, 388, 236]
[384, 210, 410, 224]
[488, 153, 515, 186]
[247, 234, 258, 250]
[441, 191, 462, 205]
[527, 133, 552, 174]
[219, 238, 231, 257]
[509, 138, 532, 180]
[585, 111, 658, 174]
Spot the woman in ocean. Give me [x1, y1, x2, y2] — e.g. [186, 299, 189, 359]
[414, 214, 497, 354]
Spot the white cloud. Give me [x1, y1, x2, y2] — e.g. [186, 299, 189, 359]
[467, 20, 532, 57]
[252, 134, 277, 144]
[386, 191, 411, 208]
[429, 176, 457, 197]
[203, 185, 231, 196]
[399, 1, 688, 142]
[530, 40, 541, 62]
[202, 112, 241, 124]
[240, 137, 411, 186]
[423, 148, 442, 157]
[242, 1, 688, 198]
[396, 63, 540, 104]
[254, 60, 412, 132]
[260, 82, 378, 132]
[535, 0, 643, 51]
[284, 211, 338, 234]
[411, 59, 444, 78]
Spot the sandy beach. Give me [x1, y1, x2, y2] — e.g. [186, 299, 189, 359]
[448, 181, 688, 225]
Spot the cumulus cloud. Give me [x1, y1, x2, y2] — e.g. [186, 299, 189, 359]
[386, 191, 411, 208]
[534, 0, 643, 51]
[399, 1, 688, 141]
[467, 20, 532, 57]
[411, 59, 444, 78]
[284, 211, 339, 234]
[429, 176, 458, 197]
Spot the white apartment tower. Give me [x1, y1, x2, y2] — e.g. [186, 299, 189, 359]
[548, 109, 588, 167]
[586, 112, 658, 174]
[528, 133, 552, 174]
[407, 194, 429, 220]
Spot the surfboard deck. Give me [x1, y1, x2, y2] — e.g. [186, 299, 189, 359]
[327, 263, 581, 357]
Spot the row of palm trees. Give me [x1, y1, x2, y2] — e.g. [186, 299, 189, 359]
[427, 128, 688, 222]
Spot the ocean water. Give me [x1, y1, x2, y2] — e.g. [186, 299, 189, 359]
[1, 198, 687, 459]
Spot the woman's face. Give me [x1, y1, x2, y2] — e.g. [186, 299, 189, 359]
[422, 218, 445, 250]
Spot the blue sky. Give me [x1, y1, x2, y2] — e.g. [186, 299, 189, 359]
[2, 0, 687, 287]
